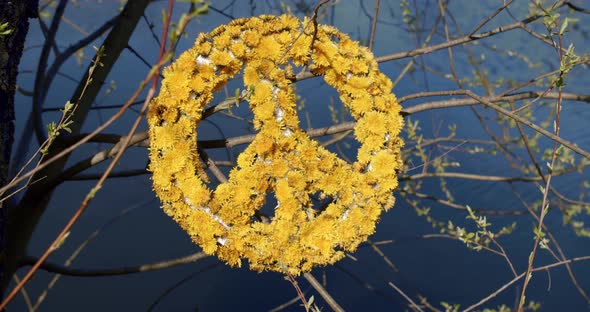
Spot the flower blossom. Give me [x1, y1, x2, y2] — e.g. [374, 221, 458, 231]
[148, 15, 404, 275]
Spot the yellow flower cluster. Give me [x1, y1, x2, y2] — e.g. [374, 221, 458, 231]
[148, 15, 404, 275]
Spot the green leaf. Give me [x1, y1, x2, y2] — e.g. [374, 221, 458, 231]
[85, 185, 102, 200]
[235, 88, 241, 106]
[61, 121, 74, 133]
[306, 295, 314, 309]
[47, 122, 57, 135]
[533, 225, 545, 239]
[559, 17, 569, 35]
[62, 100, 74, 113]
[53, 232, 71, 250]
[0, 22, 13, 36]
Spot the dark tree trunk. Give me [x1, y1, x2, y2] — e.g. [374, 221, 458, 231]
[0, 0, 39, 298]
[1, 0, 150, 300]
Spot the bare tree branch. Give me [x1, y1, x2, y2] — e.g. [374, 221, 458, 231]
[19, 252, 209, 277]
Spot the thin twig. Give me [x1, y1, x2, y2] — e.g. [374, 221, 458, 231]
[517, 19, 565, 309]
[367, 239, 398, 272]
[269, 291, 310, 312]
[146, 263, 222, 312]
[11, 275, 33, 312]
[368, 0, 380, 51]
[310, 0, 331, 51]
[376, 2, 567, 63]
[511, 187, 590, 303]
[43, 14, 120, 105]
[287, 273, 308, 310]
[304, 272, 345, 312]
[32, 0, 68, 144]
[388, 281, 424, 312]
[402, 190, 526, 215]
[464, 90, 590, 160]
[391, 7, 442, 88]
[403, 172, 541, 182]
[467, 0, 514, 36]
[31, 198, 153, 310]
[20, 252, 208, 277]
[0, 1, 177, 307]
[463, 255, 590, 312]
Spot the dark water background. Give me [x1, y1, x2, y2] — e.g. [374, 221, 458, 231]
[9, 1, 590, 311]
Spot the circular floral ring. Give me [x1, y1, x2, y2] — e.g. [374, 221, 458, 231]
[148, 15, 404, 275]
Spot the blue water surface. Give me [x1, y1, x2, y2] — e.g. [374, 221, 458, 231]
[10, 1, 590, 311]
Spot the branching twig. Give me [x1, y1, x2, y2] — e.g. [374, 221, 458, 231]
[19, 252, 208, 277]
[518, 16, 566, 310]
[0, 0, 173, 308]
[463, 255, 590, 312]
[368, 0, 380, 51]
[304, 272, 345, 312]
[389, 281, 424, 312]
[32, 0, 68, 144]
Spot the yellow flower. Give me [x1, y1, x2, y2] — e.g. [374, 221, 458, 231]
[348, 95, 374, 117]
[348, 75, 371, 90]
[243, 66, 260, 86]
[148, 14, 404, 276]
[210, 50, 233, 66]
[253, 134, 275, 155]
[229, 41, 248, 59]
[286, 171, 306, 191]
[275, 31, 292, 45]
[290, 35, 312, 65]
[187, 75, 207, 94]
[160, 147, 188, 174]
[339, 37, 360, 57]
[370, 150, 397, 176]
[279, 14, 300, 29]
[269, 158, 289, 177]
[243, 30, 260, 47]
[213, 33, 231, 50]
[350, 59, 369, 74]
[196, 62, 216, 78]
[195, 38, 212, 55]
[149, 125, 175, 150]
[256, 36, 283, 62]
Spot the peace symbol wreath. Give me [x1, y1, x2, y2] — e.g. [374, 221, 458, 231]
[148, 15, 404, 275]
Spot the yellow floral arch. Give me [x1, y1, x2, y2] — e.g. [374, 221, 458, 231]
[148, 15, 404, 275]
